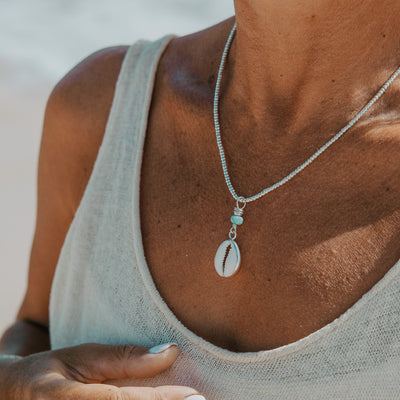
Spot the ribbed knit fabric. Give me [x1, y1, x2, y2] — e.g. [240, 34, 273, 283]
[49, 35, 400, 399]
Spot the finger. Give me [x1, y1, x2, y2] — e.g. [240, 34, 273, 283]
[40, 379, 125, 400]
[130, 385, 205, 400]
[53, 380, 204, 400]
[55, 343, 179, 383]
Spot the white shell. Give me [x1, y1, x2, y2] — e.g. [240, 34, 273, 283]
[214, 239, 241, 278]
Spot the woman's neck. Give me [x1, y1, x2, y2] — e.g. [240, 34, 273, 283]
[229, 0, 400, 134]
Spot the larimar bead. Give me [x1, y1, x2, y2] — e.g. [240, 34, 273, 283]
[231, 215, 243, 225]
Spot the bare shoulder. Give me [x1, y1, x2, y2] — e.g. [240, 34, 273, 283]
[50, 46, 129, 116]
[45, 46, 129, 206]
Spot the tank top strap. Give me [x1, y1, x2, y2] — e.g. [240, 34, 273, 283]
[102, 34, 176, 151]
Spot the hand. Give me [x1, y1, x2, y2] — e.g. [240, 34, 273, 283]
[0, 342, 204, 399]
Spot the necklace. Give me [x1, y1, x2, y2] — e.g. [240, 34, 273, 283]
[213, 22, 400, 278]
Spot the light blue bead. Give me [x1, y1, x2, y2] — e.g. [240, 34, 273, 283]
[231, 215, 243, 225]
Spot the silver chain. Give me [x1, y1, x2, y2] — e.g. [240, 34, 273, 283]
[213, 22, 400, 204]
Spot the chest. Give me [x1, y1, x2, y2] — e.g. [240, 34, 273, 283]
[139, 92, 400, 353]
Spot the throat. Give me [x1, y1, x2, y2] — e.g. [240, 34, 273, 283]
[230, 1, 400, 128]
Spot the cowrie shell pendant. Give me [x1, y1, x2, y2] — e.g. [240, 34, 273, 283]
[214, 198, 246, 278]
[214, 239, 241, 277]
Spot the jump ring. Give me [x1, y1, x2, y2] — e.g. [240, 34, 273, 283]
[236, 196, 247, 210]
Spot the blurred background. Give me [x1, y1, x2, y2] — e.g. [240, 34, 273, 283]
[0, 0, 235, 333]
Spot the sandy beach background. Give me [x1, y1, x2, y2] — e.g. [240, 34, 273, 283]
[0, 0, 234, 334]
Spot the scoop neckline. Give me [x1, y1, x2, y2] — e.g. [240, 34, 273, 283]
[131, 35, 400, 363]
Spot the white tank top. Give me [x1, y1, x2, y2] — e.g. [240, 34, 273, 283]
[49, 35, 400, 399]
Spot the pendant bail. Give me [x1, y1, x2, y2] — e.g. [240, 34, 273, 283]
[236, 196, 247, 212]
[230, 197, 246, 240]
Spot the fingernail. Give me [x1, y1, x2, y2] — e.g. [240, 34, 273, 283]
[184, 395, 206, 400]
[148, 343, 178, 354]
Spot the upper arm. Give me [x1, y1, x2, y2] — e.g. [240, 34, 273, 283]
[17, 46, 129, 326]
